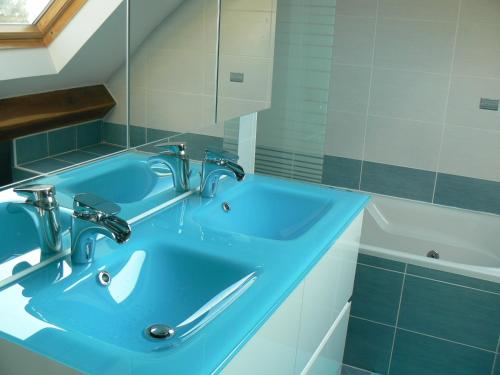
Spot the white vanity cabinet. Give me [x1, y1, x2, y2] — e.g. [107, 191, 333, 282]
[222, 211, 363, 375]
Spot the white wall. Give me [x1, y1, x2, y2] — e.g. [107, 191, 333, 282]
[325, 0, 500, 183]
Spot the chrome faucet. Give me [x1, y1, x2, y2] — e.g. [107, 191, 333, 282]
[148, 142, 190, 193]
[71, 193, 131, 265]
[200, 150, 245, 198]
[13, 185, 63, 255]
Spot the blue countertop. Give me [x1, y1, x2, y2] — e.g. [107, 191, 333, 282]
[0, 154, 369, 374]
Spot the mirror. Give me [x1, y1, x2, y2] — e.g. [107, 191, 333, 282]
[216, 0, 277, 123]
[0, 2, 128, 189]
[127, 0, 223, 160]
[0, 1, 128, 283]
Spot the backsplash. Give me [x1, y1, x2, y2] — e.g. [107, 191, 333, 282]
[321, 0, 500, 215]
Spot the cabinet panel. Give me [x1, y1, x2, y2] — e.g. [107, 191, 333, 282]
[306, 303, 351, 375]
[295, 213, 363, 373]
[222, 282, 305, 375]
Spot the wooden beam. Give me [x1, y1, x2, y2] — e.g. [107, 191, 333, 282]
[0, 85, 116, 141]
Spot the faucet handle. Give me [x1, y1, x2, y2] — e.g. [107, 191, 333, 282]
[204, 148, 239, 163]
[73, 193, 121, 219]
[155, 142, 188, 158]
[14, 184, 58, 209]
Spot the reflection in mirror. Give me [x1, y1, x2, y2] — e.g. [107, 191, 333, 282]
[254, 0, 332, 183]
[126, 0, 223, 158]
[217, 0, 277, 123]
[0, 1, 128, 189]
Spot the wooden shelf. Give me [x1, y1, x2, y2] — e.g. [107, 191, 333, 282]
[0, 85, 116, 141]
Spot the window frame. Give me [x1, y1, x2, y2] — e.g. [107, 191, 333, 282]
[0, 0, 87, 49]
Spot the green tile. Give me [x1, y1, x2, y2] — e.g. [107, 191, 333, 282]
[102, 122, 127, 147]
[344, 317, 394, 374]
[406, 265, 500, 294]
[130, 125, 146, 147]
[16, 133, 48, 164]
[48, 126, 76, 155]
[390, 330, 495, 375]
[399, 276, 500, 351]
[435, 173, 500, 215]
[170, 133, 223, 161]
[360, 162, 435, 202]
[12, 168, 38, 182]
[322, 155, 361, 190]
[351, 264, 404, 325]
[82, 143, 124, 156]
[357, 253, 406, 272]
[146, 128, 179, 143]
[494, 354, 500, 375]
[77, 121, 102, 148]
[21, 158, 72, 173]
[54, 150, 98, 164]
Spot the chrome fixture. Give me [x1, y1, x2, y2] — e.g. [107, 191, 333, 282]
[13, 184, 63, 255]
[427, 250, 440, 259]
[146, 324, 175, 340]
[97, 270, 112, 286]
[222, 202, 231, 212]
[200, 149, 245, 198]
[71, 193, 131, 265]
[148, 142, 191, 193]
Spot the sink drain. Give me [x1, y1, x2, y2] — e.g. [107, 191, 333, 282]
[146, 324, 175, 340]
[427, 250, 440, 259]
[97, 271, 112, 286]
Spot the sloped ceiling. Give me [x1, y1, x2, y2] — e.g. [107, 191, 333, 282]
[0, 0, 184, 99]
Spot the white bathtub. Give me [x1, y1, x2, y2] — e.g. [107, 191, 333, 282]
[360, 193, 500, 283]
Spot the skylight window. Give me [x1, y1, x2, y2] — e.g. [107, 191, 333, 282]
[0, 0, 53, 24]
[0, 0, 86, 48]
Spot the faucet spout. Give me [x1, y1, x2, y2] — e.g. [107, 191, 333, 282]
[71, 193, 131, 265]
[12, 185, 63, 255]
[200, 150, 245, 198]
[148, 142, 190, 193]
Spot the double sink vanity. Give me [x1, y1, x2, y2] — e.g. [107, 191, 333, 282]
[0, 145, 368, 374]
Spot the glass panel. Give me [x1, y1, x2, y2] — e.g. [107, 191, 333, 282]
[254, 0, 334, 183]
[128, 0, 223, 161]
[0, 0, 53, 24]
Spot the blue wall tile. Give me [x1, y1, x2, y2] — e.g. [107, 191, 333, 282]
[130, 125, 146, 147]
[102, 122, 127, 147]
[360, 162, 435, 202]
[54, 151, 98, 164]
[494, 354, 500, 375]
[434, 173, 500, 215]
[48, 126, 76, 155]
[322, 155, 362, 189]
[398, 276, 500, 351]
[170, 133, 224, 161]
[82, 144, 124, 156]
[351, 264, 404, 325]
[22, 158, 72, 173]
[77, 121, 102, 148]
[16, 133, 48, 164]
[146, 128, 179, 143]
[358, 253, 406, 272]
[390, 329, 495, 375]
[406, 265, 500, 294]
[344, 317, 394, 374]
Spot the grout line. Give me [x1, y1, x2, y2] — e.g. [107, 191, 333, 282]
[406, 273, 500, 296]
[491, 337, 500, 375]
[350, 315, 395, 329]
[357, 0, 380, 190]
[358, 261, 500, 295]
[397, 327, 497, 354]
[431, 0, 463, 203]
[387, 263, 407, 374]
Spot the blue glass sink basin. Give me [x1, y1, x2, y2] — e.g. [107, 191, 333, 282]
[23, 244, 256, 353]
[35, 152, 201, 219]
[193, 178, 334, 240]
